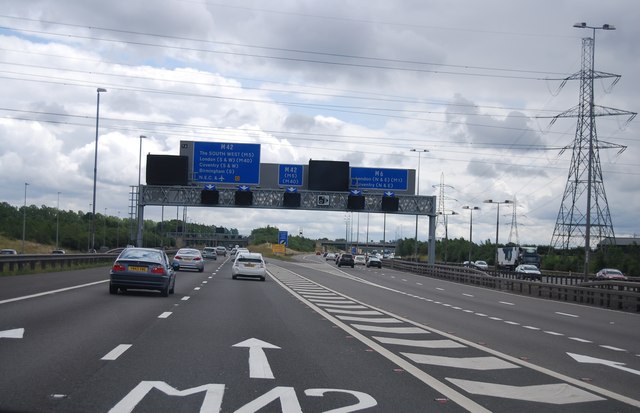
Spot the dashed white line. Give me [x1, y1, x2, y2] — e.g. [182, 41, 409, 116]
[194, 287, 201, 291]
[600, 345, 626, 352]
[555, 312, 579, 318]
[504, 321, 520, 325]
[101, 344, 131, 361]
[523, 326, 540, 330]
[544, 331, 564, 336]
[499, 301, 515, 306]
[436, 287, 445, 291]
[569, 337, 592, 343]
[158, 312, 172, 319]
[489, 317, 503, 321]
[181, 296, 190, 301]
[475, 313, 488, 317]
[462, 293, 474, 298]
[416, 282, 423, 286]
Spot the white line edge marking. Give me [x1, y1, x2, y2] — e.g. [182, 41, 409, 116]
[499, 301, 515, 306]
[265, 264, 640, 409]
[0, 280, 109, 305]
[101, 344, 132, 361]
[158, 312, 172, 319]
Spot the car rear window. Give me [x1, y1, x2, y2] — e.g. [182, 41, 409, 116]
[342, 254, 353, 259]
[238, 257, 263, 263]
[119, 249, 162, 262]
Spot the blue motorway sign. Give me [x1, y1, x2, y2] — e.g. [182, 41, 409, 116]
[192, 142, 261, 185]
[350, 167, 408, 191]
[278, 164, 304, 187]
[278, 230, 288, 246]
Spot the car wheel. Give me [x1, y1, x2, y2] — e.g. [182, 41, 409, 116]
[232, 275, 237, 280]
[260, 277, 265, 281]
[161, 284, 169, 297]
[198, 268, 204, 272]
[351, 265, 354, 268]
[169, 280, 175, 294]
[109, 284, 118, 295]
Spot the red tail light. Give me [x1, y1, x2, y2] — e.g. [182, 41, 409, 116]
[150, 266, 166, 275]
[174, 255, 182, 260]
[112, 264, 126, 272]
[193, 257, 202, 261]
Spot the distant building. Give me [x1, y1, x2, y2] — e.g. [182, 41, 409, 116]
[597, 237, 640, 249]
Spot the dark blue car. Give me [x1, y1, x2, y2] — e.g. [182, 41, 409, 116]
[109, 247, 176, 297]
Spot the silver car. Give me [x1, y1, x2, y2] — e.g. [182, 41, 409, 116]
[172, 248, 205, 272]
[202, 247, 217, 260]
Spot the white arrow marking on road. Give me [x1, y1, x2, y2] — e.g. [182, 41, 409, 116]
[447, 378, 605, 404]
[402, 353, 520, 370]
[0, 328, 24, 339]
[568, 352, 640, 376]
[233, 338, 281, 379]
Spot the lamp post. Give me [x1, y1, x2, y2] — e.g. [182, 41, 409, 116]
[410, 148, 428, 261]
[56, 192, 61, 249]
[103, 207, 108, 248]
[573, 22, 616, 280]
[484, 199, 512, 269]
[116, 210, 121, 247]
[462, 206, 480, 264]
[91, 87, 107, 252]
[136, 134, 147, 247]
[22, 182, 28, 253]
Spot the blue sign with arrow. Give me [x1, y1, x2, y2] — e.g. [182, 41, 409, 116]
[278, 230, 288, 246]
[350, 167, 408, 191]
[192, 142, 261, 185]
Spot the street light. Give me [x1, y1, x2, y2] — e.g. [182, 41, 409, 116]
[22, 182, 28, 253]
[103, 207, 108, 248]
[91, 87, 107, 252]
[484, 199, 512, 269]
[462, 206, 480, 263]
[573, 22, 616, 280]
[137, 134, 147, 247]
[410, 148, 429, 261]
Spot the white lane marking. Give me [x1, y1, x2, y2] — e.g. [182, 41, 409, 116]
[202, 281, 208, 284]
[545, 331, 564, 336]
[416, 282, 423, 286]
[158, 312, 172, 319]
[523, 326, 540, 330]
[600, 345, 627, 352]
[499, 301, 515, 306]
[325, 309, 383, 316]
[308, 299, 355, 305]
[306, 297, 349, 301]
[101, 344, 132, 361]
[475, 313, 488, 317]
[556, 312, 579, 318]
[351, 325, 429, 334]
[0, 328, 24, 339]
[374, 336, 465, 349]
[462, 293, 474, 297]
[403, 353, 520, 370]
[315, 303, 368, 309]
[504, 321, 520, 325]
[463, 310, 474, 313]
[194, 287, 201, 291]
[442, 304, 452, 307]
[401, 279, 408, 282]
[208, 276, 213, 279]
[436, 287, 444, 291]
[297, 292, 336, 296]
[0, 280, 108, 305]
[489, 317, 503, 321]
[336, 316, 401, 324]
[569, 337, 592, 343]
[452, 306, 462, 310]
[447, 379, 604, 404]
[181, 296, 190, 301]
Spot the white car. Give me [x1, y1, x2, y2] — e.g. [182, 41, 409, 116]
[473, 260, 488, 270]
[354, 255, 366, 265]
[232, 252, 266, 281]
[325, 253, 336, 261]
[514, 264, 541, 280]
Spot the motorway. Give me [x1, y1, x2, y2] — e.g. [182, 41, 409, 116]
[0, 254, 639, 412]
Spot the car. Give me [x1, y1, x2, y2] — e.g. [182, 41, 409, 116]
[596, 268, 627, 280]
[202, 247, 217, 260]
[51, 249, 66, 254]
[354, 255, 366, 265]
[337, 253, 355, 268]
[473, 260, 488, 270]
[215, 246, 227, 257]
[172, 248, 205, 272]
[0, 249, 18, 255]
[366, 255, 382, 268]
[232, 252, 266, 281]
[325, 252, 336, 261]
[109, 247, 176, 296]
[514, 264, 542, 280]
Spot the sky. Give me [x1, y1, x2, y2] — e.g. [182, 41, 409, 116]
[1, 0, 638, 249]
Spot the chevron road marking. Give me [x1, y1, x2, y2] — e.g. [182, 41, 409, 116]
[446, 379, 605, 404]
[402, 353, 520, 370]
[373, 336, 466, 349]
